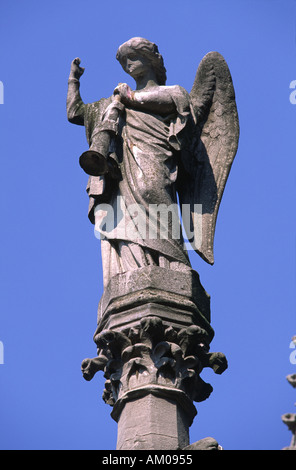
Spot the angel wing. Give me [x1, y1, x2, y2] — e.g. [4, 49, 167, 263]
[179, 51, 239, 265]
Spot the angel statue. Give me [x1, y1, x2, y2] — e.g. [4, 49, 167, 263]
[66, 37, 239, 288]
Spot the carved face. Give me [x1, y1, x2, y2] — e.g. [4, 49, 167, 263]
[116, 38, 167, 85]
[121, 51, 151, 79]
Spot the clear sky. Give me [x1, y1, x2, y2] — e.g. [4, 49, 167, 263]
[0, 0, 295, 451]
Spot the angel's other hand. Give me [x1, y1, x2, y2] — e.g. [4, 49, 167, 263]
[70, 57, 85, 79]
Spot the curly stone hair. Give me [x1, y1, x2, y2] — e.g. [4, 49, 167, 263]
[116, 37, 167, 85]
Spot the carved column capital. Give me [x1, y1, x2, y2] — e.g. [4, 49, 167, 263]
[82, 316, 227, 416]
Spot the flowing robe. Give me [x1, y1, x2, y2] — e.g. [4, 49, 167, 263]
[75, 85, 193, 286]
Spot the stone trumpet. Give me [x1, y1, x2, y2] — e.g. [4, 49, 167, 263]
[79, 94, 124, 179]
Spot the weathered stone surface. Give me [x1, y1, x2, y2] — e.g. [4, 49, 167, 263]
[82, 315, 227, 449]
[83, 315, 227, 403]
[184, 437, 222, 450]
[67, 38, 239, 272]
[282, 335, 296, 450]
[68, 36, 239, 450]
[116, 394, 191, 450]
[282, 413, 296, 450]
[96, 266, 212, 337]
[287, 373, 296, 389]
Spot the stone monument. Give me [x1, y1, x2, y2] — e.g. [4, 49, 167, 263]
[282, 336, 296, 450]
[67, 37, 239, 450]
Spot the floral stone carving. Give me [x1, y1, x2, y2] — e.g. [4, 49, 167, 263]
[81, 316, 227, 420]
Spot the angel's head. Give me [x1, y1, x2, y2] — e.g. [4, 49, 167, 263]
[116, 37, 167, 85]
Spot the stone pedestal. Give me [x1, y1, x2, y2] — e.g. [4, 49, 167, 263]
[81, 267, 227, 450]
[96, 266, 213, 335]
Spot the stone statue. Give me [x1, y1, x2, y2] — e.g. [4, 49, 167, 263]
[67, 37, 239, 450]
[67, 37, 239, 288]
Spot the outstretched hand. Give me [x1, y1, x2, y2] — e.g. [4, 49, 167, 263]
[70, 57, 85, 80]
[114, 83, 134, 103]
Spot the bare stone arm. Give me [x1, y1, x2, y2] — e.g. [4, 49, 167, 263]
[114, 83, 176, 115]
[67, 57, 86, 125]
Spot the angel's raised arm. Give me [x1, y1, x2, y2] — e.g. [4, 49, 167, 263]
[67, 58, 86, 125]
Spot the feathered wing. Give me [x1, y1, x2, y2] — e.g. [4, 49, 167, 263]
[179, 51, 239, 265]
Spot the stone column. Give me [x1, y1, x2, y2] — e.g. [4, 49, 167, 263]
[115, 392, 192, 450]
[282, 338, 296, 451]
[81, 267, 227, 450]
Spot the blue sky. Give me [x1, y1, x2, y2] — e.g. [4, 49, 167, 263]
[0, 0, 295, 450]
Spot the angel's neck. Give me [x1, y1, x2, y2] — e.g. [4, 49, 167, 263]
[135, 71, 158, 91]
